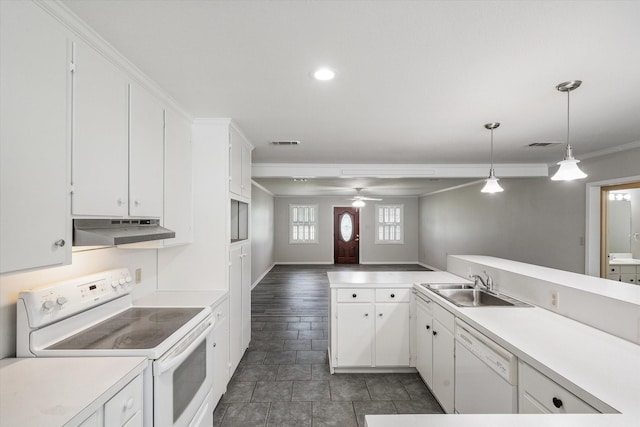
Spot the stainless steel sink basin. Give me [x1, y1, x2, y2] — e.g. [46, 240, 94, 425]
[424, 283, 475, 290]
[430, 288, 531, 307]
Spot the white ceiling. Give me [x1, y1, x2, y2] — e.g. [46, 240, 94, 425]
[62, 0, 640, 195]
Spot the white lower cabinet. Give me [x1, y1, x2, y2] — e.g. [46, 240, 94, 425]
[104, 374, 144, 427]
[211, 297, 230, 406]
[415, 295, 434, 388]
[336, 302, 374, 366]
[518, 361, 599, 414]
[229, 243, 251, 375]
[331, 287, 411, 369]
[431, 304, 455, 414]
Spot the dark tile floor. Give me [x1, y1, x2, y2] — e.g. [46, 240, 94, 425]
[214, 264, 443, 427]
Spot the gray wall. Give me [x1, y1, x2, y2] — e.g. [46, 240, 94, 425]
[251, 183, 275, 285]
[274, 196, 419, 264]
[419, 147, 640, 273]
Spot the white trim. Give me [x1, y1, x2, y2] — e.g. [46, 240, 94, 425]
[275, 261, 333, 265]
[420, 179, 485, 197]
[251, 263, 275, 290]
[359, 261, 421, 265]
[585, 175, 640, 277]
[252, 163, 548, 179]
[577, 140, 640, 162]
[417, 261, 441, 271]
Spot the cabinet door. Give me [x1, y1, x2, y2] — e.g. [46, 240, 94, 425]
[241, 245, 252, 350]
[0, 1, 71, 273]
[163, 108, 193, 246]
[375, 303, 410, 366]
[129, 82, 164, 217]
[229, 127, 243, 196]
[72, 41, 129, 216]
[228, 246, 243, 374]
[415, 301, 433, 387]
[432, 319, 455, 413]
[336, 303, 374, 366]
[212, 301, 230, 406]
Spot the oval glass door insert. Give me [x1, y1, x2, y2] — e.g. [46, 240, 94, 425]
[340, 213, 353, 242]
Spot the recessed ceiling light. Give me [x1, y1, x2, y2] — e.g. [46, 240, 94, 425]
[312, 68, 335, 81]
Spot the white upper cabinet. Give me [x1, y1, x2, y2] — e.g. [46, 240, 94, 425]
[72, 41, 129, 217]
[163, 108, 193, 246]
[229, 126, 252, 199]
[0, 1, 71, 273]
[128, 82, 164, 218]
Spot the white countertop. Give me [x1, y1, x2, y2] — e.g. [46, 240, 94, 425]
[328, 271, 640, 427]
[610, 258, 640, 265]
[134, 289, 228, 307]
[0, 357, 147, 427]
[327, 271, 469, 287]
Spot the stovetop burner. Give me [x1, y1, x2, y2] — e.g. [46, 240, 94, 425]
[48, 307, 203, 350]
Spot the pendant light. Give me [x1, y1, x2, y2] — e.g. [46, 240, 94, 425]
[551, 80, 587, 181]
[481, 122, 504, 193]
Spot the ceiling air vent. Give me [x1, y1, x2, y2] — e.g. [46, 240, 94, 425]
[271, 140, 301, 146]
[528, 142, 562, 147]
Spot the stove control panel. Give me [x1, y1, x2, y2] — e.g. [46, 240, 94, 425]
[17, 268, 133, 328]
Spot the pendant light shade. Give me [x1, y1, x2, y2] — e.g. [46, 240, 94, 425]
[551, 80, 587, 181]
[481, 122, 504, 193]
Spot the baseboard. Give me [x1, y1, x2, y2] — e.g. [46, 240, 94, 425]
[360, 261, 421, 265]
[252, 263, 276, 290]
[275, 261, 334, 265]
[417, 261, 441, 271]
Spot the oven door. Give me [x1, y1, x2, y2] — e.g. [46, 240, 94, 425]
[153, 315, 214, 427]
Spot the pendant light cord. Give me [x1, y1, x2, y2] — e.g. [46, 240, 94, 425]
[566, 90, 571, 148]
[490, 128, 494, 169]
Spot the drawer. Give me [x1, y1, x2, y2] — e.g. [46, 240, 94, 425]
[105, 375, 143, 427]
[375, 288, 410, 302]
[337, 288, 374, 302]
[432, 302, 455, 333]
[519, 362, 598, 414]
[212, 298, 229, 323]
[620, 265, 637, 274]
[606, 273, 620, 281]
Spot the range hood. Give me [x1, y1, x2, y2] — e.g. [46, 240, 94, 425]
[73, 219, 175, 246]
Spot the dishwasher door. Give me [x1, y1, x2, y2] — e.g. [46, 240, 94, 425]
[454, 321, 518, 414]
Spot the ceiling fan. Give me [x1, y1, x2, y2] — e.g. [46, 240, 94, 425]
[349, 188, 382, 207]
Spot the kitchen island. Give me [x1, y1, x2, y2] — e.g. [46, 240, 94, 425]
[327, 260, 640, 427]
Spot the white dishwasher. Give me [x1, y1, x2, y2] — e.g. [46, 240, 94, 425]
[454, 319, 518, 414]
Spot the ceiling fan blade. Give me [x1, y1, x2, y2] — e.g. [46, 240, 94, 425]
[361, 197, 382, 201]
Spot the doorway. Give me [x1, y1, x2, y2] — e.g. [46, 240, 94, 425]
[334, 207, 359, 264]
[600, 182, 640, 278]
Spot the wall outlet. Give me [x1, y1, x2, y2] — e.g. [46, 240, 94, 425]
[551, 290, 559, 309]
[135, 268, 142, 284]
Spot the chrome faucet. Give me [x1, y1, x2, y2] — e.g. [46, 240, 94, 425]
[470, 271, 494, 291]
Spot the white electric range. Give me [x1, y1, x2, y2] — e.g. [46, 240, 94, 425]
[16, 268, 215, 427]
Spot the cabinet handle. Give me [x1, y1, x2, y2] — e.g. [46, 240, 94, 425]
[552, 397, 563, 408]
[213, 342, 217, 348]
[117, 198, 125, 206]
[54, 239, 65, 247]
[378, 313, 383, 317]
[134, 199, 142, 206]
[426, 325, 431, 330]
[352, 293, 357, 298]
[364, 313, 369, 317]
[125, 397, 134, 410]
[390, 293, 395, 298]
[433, 331, 437, 336]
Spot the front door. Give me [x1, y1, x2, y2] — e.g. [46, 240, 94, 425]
[334, 207, 359, 264]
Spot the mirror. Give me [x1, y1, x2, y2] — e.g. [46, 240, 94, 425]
[601, 182, 640, 281]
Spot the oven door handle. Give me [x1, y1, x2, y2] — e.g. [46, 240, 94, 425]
[154, 317, 214, 376]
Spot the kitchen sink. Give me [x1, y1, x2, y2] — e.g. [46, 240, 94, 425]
[429, 288, 531, 307]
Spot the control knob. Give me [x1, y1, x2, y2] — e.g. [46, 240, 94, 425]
[56, 297, 68, 307]
[125, 276, 132, 283]
[42, 300, 55, 312]
[111, 281, 119, 289]
[118, 278, 126, 285]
